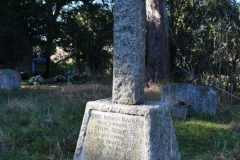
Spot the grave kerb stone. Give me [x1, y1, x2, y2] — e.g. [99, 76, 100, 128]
[162, 83, 218, 116]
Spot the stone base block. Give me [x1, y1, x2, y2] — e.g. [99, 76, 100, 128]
[74, 98, 180, 160]
[172, 104, 191, 119]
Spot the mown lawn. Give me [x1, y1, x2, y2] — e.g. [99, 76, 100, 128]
[0, 83, 239, 159]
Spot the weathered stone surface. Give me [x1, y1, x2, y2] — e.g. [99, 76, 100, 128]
[0, 69, 21, 90]
[172, 104, 190, 119]
[74, 99, 180, 160]
[112, 0, 146, 105]
[74, 0, 181, 159]
[162, 83, 218, 116]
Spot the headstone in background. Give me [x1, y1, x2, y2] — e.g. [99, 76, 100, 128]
[0, 69, 21, 90]
[162, 83, 218, 116]
[32, 57, 47, 76]
[15, 65, 31, 80]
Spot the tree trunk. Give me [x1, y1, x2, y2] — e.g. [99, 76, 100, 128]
[146, 0, 171, 83]
[44, 46, 52, 78]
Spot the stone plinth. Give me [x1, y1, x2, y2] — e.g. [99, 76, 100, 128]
[74, 99, 180, 160]
[112, 0, 146, 105]
[162, 83, 217, 116]
[0, 69, 21, 90]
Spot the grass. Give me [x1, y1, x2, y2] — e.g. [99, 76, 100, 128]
[0, 83, 111, 159]
[178, 104, 240, 158]
[0, 82, 239, 159]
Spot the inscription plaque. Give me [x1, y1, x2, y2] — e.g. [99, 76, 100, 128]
[82, 110, 145, 160]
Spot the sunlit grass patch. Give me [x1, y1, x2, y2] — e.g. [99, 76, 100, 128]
[173, 116, 240, 160]
[174, 119, 227, 158]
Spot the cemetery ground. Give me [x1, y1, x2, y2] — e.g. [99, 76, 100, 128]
[0, 79, 239, 160]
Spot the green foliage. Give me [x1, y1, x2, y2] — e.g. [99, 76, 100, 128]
[59, 1, 113, 74]
[168, 0, 240, 93]
[66, 71, 87, 83]
[50, 60, 75, 76]
[28, 75, 44, 83]
[0, 0, 113, 76]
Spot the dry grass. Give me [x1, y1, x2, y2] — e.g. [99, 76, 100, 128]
[59, 83, 162, 102]
[144, 83, 161, 101]
[51, 83, 112, 103]
[214, 146, 240, 160]
[4, 98, 36, 113]
[63, 83, 111, 98]
[47, 82, 161, 102]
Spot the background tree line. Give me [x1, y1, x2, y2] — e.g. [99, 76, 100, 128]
[168, 0, 240, 101]
[0, 0, 113, 76]
[0, 0, 240, 98]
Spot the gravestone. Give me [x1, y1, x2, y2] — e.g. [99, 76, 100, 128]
[74, 0, 180, 159]
[32, 57, 47, 76]
[162, 83, 218, 116]
[0, 69, 21, 90]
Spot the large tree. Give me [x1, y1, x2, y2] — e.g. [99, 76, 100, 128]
[28, 0, 79, 77]
[58, 1, 113, 74]
[0, 0, 32, 69]
[167, 0, 240, 94]
[146, 0, 171, 83]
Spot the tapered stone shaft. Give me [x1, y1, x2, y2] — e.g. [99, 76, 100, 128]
[112, 0, 146, 105]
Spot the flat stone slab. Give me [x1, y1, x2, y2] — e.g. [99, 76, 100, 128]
[74, 99, 180, 160]
[0, 69, 21, 90]
[162, 83, 217, 116]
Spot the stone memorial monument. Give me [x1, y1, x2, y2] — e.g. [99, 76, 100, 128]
[74, 0, 180, 159]
[0, 69, 21, 90]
